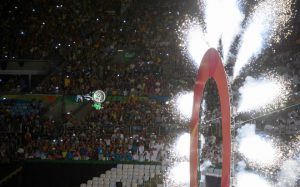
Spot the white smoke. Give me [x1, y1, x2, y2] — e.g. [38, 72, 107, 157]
[199, 160, 212, 183]
[236, 125, 300, 187]
[220, 0, 244, 63]
[237, 76, 288, 113]
[178, 18, 209, 69]
[233, 13, 264, 78]
[173, 91, 194, 120]
[168, 161, 190, 187]
[202, 0, 244, 62]
[186, 23, 209, 67]
[236, 155, 300, 187]
[236, 124, 280, 167]
[200, 133, 205, 157]
[200, 99, 206, 121]
[200, 160, 212, 172]
[236, 171, 273, 187]
[203, 0, 224, 48]
[236, 161, 273, 187]
[234, 0, 293, 78]
[275, 158, 300, 187]
[174, 133, 190, 160]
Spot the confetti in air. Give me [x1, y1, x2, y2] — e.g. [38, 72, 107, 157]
[234, 0, 294, 78]
[237, 76, 290, 113]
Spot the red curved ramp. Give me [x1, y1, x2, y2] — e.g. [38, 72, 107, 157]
[190, 48, 231, 187]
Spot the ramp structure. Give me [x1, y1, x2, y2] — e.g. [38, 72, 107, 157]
[190, 48, 231, 187]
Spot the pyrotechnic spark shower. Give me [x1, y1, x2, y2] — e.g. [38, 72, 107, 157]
[172, 91, 194, 120]
[174, 133, 190, 160]
[178, 0, 294, 72]
[238, 76, 291, 113]
[175, 0, 296, 186]
[166, 134, 191, 187]
[234, 0, 294, 78]
[236, 171, 272, 187]
[178, 19, 208, 67]
[236, 124, 281, 167]
[202, 0, 244, 62]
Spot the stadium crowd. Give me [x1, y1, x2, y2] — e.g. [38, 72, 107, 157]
[0, 97, 180, 164]
[1, 0, 300, 174]
[1, 0, 195, 96]
[23, 130, 171, 163]
[0, 0, 195, 164]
